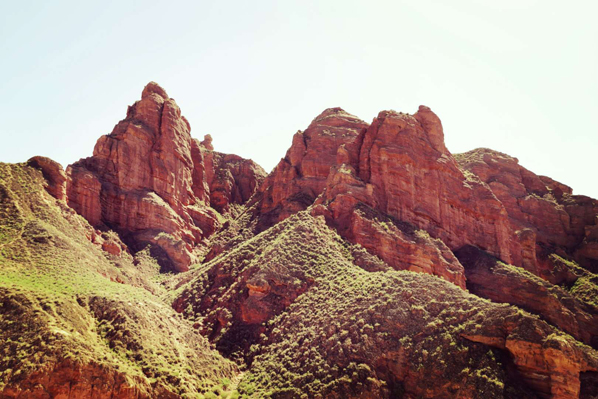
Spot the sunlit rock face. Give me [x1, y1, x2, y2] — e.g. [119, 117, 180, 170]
[254, 106, 514, 287]
[13, 82, 598, 399]
[457, 148, 598, 278]
[66, 82, 264, 271]
[353, 107, 512, 266]
[255, 107, 369, 229]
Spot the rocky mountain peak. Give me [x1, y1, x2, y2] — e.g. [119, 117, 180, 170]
[141, 80, 169, 100]
[66, 83, 264, 272]
[311, 107, 363, 124]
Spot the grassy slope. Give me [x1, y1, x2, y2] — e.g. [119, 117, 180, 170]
[3, 160, 598, 398]
[173, 211, 598, 398]
[0, 163, 237, 398]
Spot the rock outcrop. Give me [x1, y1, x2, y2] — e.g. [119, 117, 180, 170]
[356, 108, 512, 263]
[191, 135, 266, 215]
[66, 82, 263, 272]
[311, 166, 467, 287]
[64, 82, 265, 271]
[206, 151, 266, 214]
[253, 106, 516, 286]
[67, 82, 215, 271]
[456, 245, 598, 349]
[27, 156, 67, 201]
[0, 360, 151, 399]
[462, 317, 598, 399]
[456, 148, 598, 277]
[256, 107, 369, 229]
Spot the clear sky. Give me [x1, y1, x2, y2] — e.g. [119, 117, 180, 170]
[1, 1, 597, 197]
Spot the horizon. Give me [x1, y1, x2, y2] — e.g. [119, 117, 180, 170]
[1, 0, 596, 197]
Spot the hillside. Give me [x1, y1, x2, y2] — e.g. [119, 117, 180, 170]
[0, 162, 238, 397]
[1, 82, 598, 398]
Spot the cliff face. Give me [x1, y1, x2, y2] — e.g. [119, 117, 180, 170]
[0, 162, 237, 398]
[253, 106, 512, 287]
[206, 150, 266, 214]
[456, 148, 598, 277]
[66, 82, 264, 272]
[256, 107, 369, 229]
[249, 104, 598, 292]
[355, 108, 512, 264]
[5, 82, 598, 398]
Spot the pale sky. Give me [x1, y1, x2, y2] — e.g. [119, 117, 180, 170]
[1, 1, 597, 197]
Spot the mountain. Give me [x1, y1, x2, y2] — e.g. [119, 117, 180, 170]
[2, 82, 598, 398]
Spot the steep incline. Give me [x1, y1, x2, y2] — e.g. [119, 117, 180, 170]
[0, 162, 237, 398]
[456, 148, 598, 278]
[5, 83, 598, 398]
[173, 212, 598, 398]
[252, 106, 513, 287]
[67, 82, 264, 272]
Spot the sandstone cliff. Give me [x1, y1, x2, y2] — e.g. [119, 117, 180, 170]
[4, 83, 598, 399]
[66, 82, 264, 272]
[456, 148, 598, 278]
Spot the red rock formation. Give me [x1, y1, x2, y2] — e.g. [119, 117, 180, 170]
[256, 107, 368, 228]
[0, 360, 153, 399]
[566, 195, 598, 273]
[27, 156, 67, 201]
[356, 108, 512, 263]
[463, 316, 598, 399]
[456, 245, 598, 349]
[67, 82, 218, 271]
[205, 150, 266, 214]
[254, 106, 521, 286]
[66, 82, 265, 272]
[345, 206, 466, 288]
[66, 164, 102, 226]
[251, 104, 598, 287]
[312, 164, 466, 287]
[200, 133, 214, 150]
[457, 148, 598, 276]
[190, 138, 211, 205]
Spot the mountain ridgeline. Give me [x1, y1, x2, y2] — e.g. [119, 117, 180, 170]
[2, 82, 598, 398]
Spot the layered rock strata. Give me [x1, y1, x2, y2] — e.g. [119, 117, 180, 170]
[66, 82, 263, 271]
[456, 149, 598, 277]
[255, 106, 515, 286]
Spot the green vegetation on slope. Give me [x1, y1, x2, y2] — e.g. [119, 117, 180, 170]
[0, 163, 237, 398]
[174, 212, 595, 398]
[3, 161, 598, 398]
